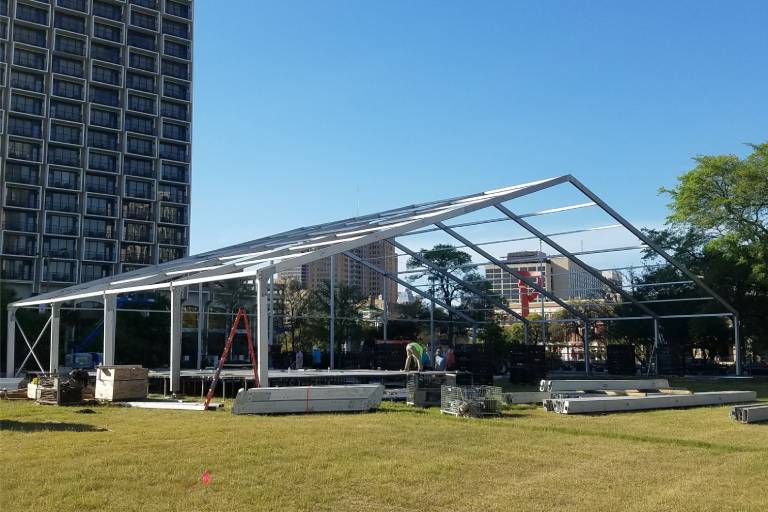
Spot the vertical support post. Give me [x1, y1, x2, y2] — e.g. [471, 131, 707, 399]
[653, 318, 660, 376]
[257, 274, 270, 387]
[6, 308, 16, 377]
[429, 299, 435, 353]
[197, 283, 204, 370]
[103, 295, 117, 366]
[49, 303, 61, 374]
[583, 319, 590, 375]
[268, 273, 274, 345]
[169, 286, 183, 396]
[734, 315, 742, 376]
[329, 255, 335, 369]
[382, 275, 388, 341]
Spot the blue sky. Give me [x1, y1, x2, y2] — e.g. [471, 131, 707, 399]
[190, 0, 768, 264]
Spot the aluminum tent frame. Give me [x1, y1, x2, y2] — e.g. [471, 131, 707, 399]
[6, 175, 743, 390]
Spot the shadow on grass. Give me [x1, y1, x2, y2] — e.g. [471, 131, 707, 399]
[0, 420, 108, 433]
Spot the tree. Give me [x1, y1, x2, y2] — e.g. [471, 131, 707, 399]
[645, 142, 768, 360]
[282, 279, 312, 352]
[307, 281, 368, 355]
[406, 244, 482, 343]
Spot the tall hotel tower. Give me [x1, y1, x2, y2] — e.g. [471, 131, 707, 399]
[1, 0, 193, 298]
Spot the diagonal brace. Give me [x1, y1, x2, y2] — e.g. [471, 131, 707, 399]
[436, 222, 587, 320]
[494, 204, 659, 319]
[389, 239, 528, 325]
[15, 315, 52, 377]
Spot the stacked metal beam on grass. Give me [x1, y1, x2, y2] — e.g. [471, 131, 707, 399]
[551, 391, 756, 414]
[539, 379, 670, 393]
[730, 403, 768, 423]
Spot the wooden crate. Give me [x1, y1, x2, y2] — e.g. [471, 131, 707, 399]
[95, 366, 148, 401]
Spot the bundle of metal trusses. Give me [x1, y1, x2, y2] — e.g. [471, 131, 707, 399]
[547, 391, 756, 414]
[730, 403, 768, 423]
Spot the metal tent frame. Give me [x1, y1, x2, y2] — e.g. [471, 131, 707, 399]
[6, 175, 742, 391]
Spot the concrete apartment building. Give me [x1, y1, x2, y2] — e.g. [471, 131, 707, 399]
[278, 240, 398, 304]
[1, 0, 193, 299]
[484, 251, 621, 317]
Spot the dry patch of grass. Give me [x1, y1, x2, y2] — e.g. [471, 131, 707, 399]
[2, 378, 767, 511]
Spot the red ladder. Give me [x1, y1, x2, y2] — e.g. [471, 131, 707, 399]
[203, 307, 259, 410]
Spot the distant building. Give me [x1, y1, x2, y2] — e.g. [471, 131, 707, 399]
[483, 251, 622, 318]
[278, 240, 398, 304]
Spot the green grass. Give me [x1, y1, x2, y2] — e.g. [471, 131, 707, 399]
[2, 378, 768, 512]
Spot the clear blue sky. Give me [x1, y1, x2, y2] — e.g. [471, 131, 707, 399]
[190, 0, 767, 258]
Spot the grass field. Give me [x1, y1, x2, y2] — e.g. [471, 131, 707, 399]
[2, 378, 767, 512]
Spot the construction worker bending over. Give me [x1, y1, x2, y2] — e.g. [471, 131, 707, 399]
[404, 342, 424, 371]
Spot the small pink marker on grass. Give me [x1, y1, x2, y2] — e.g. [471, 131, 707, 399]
[201, 470, 211, 485]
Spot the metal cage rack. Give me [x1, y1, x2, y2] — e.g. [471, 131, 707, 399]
[440, 385, 503, 417]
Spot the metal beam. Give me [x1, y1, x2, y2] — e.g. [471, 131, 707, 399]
[50, 304, 61, 374]
[256, 274, 270, 386]
[6, 308, 16, 377]
[567, 176, 738, 316]
[169, 286, 183, 395]
[390, 240, 529, 325]
[495, 204, 659, 319]
[197, 283, 204, 370]
[14, 315, 51, 377]
[436, 222, 586, 320]
[382, 273, 388, 341]
[103, 294, 117, 366]
[329, 255, 335, 369]
[342, 251, 476, 324]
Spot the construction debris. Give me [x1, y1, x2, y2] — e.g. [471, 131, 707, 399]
[730, 403, 768, 424]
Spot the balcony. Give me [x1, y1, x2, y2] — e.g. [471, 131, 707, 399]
[3, 244, 38, 257]
[5, 169, 41, 186]
[45, 248, 77, 259]
[46, 199, 79, 213]
[1, 268, 34, 281]
[86, 183, 117, 195]
[84, 251, 115, 262]
[44, 271, 77, 283]
[2, 220, 38, 233]
[160, 211, 186, 225]
[46, 225, 79, 236]
[158, 233, 186, 246]
[83, 228, 115, 239]
[5, 194, 40, 209]
[121, 253, 152, 265]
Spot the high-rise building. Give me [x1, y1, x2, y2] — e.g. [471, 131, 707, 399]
[1, 0, 193, 299]
[278, 241, 398, 305]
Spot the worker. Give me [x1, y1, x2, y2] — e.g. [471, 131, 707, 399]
[446, 345, 456, 371]
[403, 342, 424, 371]
[434, 348, 447, 371]
[295, 349, 303, 370]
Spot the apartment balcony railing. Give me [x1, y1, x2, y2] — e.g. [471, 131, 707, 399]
[5, 197, 39, 209]
[45, 249, 77, 259]
[2, 221, 38, 233]
[44, 272, 77, 283]
[159, 213, 186, 224]
[3, 246, 38, 256]
[83, 228, 115, 239]
[121, 254, 152, 265]
[46, 226, 79, 236]
[158, 234, 186, 246]
[84, 251, 115, 262]
[1, 269, 34, 281]
[46, 200, 79, 213]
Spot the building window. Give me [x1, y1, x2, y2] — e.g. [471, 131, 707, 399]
[13, 48, 47, 70]
[129, 51, 156, 72]
[160, 204, 186, 224]
[161, 163, 188, 183]
[48, 145, 81, 167]
[15, 3, 49, 25]
[161, 100, 188, 120]
[121, 243, 153, 264]
[45, 261, 77, 282]
[158, 183, 187, 204]
[48, 168, 80, 190]
[11, 94, 44, 115]
[124, 156, 155, 178]
[91, 42, 122, 64]
[166, 1, 191, 19]
[8, 139, 42, 161]
[8, 116, 43, 138]
[125, 179, 153, 199]
[158, 226, 186, 245]
[164, 40, 189, 60]
[83, 218, 116, 239]
[128, 94, 156, 114]
[5, 162, 41, 186]
[87, 196, 117, 216]
[161, 122, 189, 142]
[126, 72, 156, 93]
[125, 114, 155, 135]
[54, 12, 87, 34]
[130, 0, 158, 8]
[43, 237, 77, 258]
[130, 11, 157, 30]
[13, 25, 47, 48]
[81, 263, 113, 282]
[90, 86, 120, 107]
[50, 100, 83, 122]
[50, 123, 82, 144]
[84, 240, 115, 261]
[127, 136, 155, 156]
[162, 59, 189, 80]
[94, 22, 122, 43]
[55, 35, 86, 56]
[58, 0, 88, 12]
[85, 173, 117, 194]
[88, 129, 119, 150]
[159, 246, 184, 263]
[52, 57, 84, 78]
[123, 201, 153, 221]
[5, 187, 39, 208]
[90, 108, 119, 129]
[88, 151, 118, 172]
[162, 19, 189, 39]
[46, 191, 79, 212]
[93, 0, 122, 21]
[127, 30, 156, 51]
[159, 141, 188, 162]
[163, 80, 189, 100]
[92, 64, 122, 86]
[10, 70, 45, 93]
[53, 79, 84, 100]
